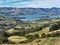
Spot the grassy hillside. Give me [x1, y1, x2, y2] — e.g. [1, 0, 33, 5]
[0, 19, 60, 45]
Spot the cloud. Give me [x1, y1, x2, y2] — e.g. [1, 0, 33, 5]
[0, 0, 60, 8]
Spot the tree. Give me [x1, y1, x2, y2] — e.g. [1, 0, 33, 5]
[49, 24, 59, 31]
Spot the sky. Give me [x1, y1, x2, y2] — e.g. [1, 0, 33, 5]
[0, 0, 60, 8]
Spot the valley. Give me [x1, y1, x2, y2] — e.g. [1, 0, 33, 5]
[0, 7, 60, 45]
[0, 15, 60, 45]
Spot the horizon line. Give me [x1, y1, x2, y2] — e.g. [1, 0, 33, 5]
[0, 7, 60, 8]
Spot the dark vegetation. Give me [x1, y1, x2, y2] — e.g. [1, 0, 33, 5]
[49, 21, 60, 31]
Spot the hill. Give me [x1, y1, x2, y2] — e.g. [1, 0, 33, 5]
[0, 7, 60, 18]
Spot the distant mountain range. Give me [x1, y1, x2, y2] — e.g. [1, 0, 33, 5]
[0, 7, 60, 20]
[0, 7, 60, 16]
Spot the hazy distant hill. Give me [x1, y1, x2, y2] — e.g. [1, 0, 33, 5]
[0, 7, 60, 16]
[0, 7, 60, 20]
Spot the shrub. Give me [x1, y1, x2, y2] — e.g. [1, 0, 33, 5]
[46, 34, 51, 37]
[49, 24, 59, 31]
[34, 34, 39, 38]
[41, 33, 46, 38]
[55, 31, 60, 36]
[26, 34, 39, 42]
[26, 35, 35, 42]
[0, 36, 8, 44]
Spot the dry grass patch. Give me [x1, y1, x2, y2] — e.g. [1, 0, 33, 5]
[8, 36, 27, 43]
